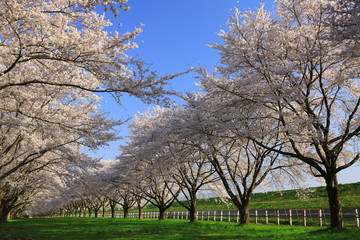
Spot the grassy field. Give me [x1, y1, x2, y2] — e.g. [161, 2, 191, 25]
[143, 182, 360, 212]
[0, 217, 359, 240]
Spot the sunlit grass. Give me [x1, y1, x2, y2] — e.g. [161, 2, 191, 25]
[0, 217, 359, 239]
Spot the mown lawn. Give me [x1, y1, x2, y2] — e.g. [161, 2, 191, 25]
[0, 217, 359, 240]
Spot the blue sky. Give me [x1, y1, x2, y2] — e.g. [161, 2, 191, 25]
[96, 0, 273, 158]
[92, 0, 359, 187]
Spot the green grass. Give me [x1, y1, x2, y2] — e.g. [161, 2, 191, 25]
[0, 217, 359, 240]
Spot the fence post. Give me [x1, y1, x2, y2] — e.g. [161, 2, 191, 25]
[303, 210, 307, 226]
[220, 211, 223, 222]
[289, 210, 292, 226]
[319, 209, 323, 227]
[214, 211, 216, 221]
[236, 211, 239, 223]
[255, 210, 258, 224]
[228, 211, 231, 222]
[207, 211, 210, 221]
[355, 209, 360, 228]
[265, 210, 268, 224]
[277, 210, 280, 225]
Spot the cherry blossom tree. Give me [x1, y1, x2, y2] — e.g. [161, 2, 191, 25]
[124, 104, 298, 224]
[116, 148, 180, 220]
[166, 152, 218, 223]
[0, 0, 180, 221]
[199, 0, 360, 228]
[1, 157, 74, 221]
[0, 0, 173, 102]
[111, 174, 148, 219]
[325, 0, 360, 55]
[180, 95, 305, 224]
[122, 106, 223, 222]
[106, 174, 136, 218]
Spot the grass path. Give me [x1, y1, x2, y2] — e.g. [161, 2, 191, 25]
[0, 217, 359, 240]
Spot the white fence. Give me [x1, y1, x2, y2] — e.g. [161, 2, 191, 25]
[117, 208, 360, 227]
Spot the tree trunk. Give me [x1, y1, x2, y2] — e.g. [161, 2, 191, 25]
[159, 208, 166, 220]
[138, 207, 143, 219]
[109, 200, 116, 218]
[238, 202, 250, 225]
[136, 199, 145, 219]
[189, 196, 197, 223]
[325, 174, 344, 228]
[0, 207, 11, 223]
[94, 209, 99, 217]
[102, 204, 105, 217]
[88, 208, 92, 217]
[111, 206, 116, 218]
[123, 208, 129, 218]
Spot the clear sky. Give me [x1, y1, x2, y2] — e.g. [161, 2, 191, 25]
[91, 0, 360, 187]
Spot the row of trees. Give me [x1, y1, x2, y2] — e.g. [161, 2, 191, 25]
[0, 0, 358, 230]
[0, 0, 176, 222]
[105, 0, 359, 229]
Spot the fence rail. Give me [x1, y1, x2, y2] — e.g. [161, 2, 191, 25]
[111, 208, 360, 228]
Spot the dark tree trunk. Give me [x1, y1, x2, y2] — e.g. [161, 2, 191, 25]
[159, 208, 166, 220]
[189, 196, 197, 223]
[238, 200, 250, 225]
[111, 206, 116, 218]
[0, 207, 11, 223]
[109, 200, 116, 218]
[138, 208, 143, 219]
[138, 207, 143, 219]
[88, 208, 92, 217]
[325, 174, 344, 228]
[136, 199, 145, 219]
[123, 208, 129, 218]
[102, 204, 106, 217]
[94, 209, 99, 217]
